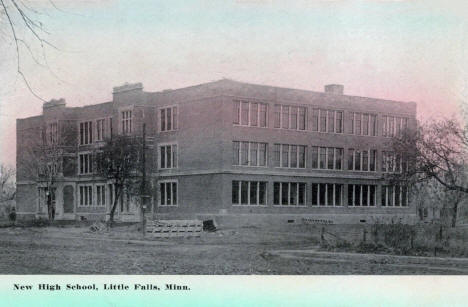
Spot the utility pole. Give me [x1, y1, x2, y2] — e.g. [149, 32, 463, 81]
[140, 123, 146, 236]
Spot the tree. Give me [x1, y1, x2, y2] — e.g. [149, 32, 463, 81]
[0, 163, 15, 203]
[1, 0, 60, 100]
[95, 135, 143, 227]
[20, 120, 75, 220]
[392, 118, 468, 226]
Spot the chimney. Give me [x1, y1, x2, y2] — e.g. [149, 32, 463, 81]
[324, 84, 344, 95]
[43, 98, 66, 112]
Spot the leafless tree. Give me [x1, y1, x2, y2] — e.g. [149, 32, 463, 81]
[392, 118, 468, 226]
[95, 135, 144, 227]
[21, 121, 75, 220]
[1, 0, 60, 100]
[0, 163, 15, 203]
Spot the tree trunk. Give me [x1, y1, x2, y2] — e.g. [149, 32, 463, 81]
[108, 185, 122, 228]
[451, 203, 458, 228]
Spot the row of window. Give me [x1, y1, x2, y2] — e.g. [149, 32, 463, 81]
[232, 101, 409, 136]
[78, 181, 408, 208]
[231, 181, 409, 207]
[232, 142, 399, 173]
[79, 185, 106, 207]
[77, 107, 178, 146]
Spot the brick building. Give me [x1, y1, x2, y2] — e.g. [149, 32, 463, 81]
[16, 79, 418, 224]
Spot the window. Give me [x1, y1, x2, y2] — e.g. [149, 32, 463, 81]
[311, 109, 343, 133]
[159, 181, 177, 206]
[232, 141, 267, 167]
[319, 109, 327, 132]
[382, 151, 406, 173]
[121, 110, 132, 134]
[311, 183, 343, 206]
[335, 111, 343, 133]
[96, 119, 106, 141]
[48, 122, 58, 145]
[234, 100, 267, 127]
[232, 181, 267, 206]
[160, 106, 178, 132]
[79, 185, 93, 206]
[347, 185, 377, 206]
[273, 144, 306, 168]
[382, 185, 408, 207]
[312, 108, 319, 131]
[273, 182, 306, 206]
[159, 144, 177, 169]
[350, 113, 377, 136]
[348, 149, 378, 172]
[79, 121, 92, 145]
[311, 146, 343, 170]
[96, 185, 106, 207]
[79, 153, 92, 174]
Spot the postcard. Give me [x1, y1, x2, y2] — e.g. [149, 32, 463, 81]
[0, 0, 467, 306]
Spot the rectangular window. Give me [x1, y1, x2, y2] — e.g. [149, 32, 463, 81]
[79, 121, 93, 145]
[275, 104, 307, 130]
[235, 100, 267, 127]
[273, 144, 281, 167]
[319, 109, 327, 132]
[388, 116, 395, 137]
[355, 113, 362, 135]
[370, 114, 377, 136]
[250, 103, 258, 127]
[312, 109, 319, 131]
[348, 149, 354, 170]
[160, 106, 178, 132]
[350, 112, 355, 134]
[370, 150, 377, 171]
[327, 148, 334, 170]
[259, 104, 267, 127]
[328, 110, 335, 133]
[281, 106, 289, 129]
[159, 181, 177, 206]
[273, 182, 306, 206]
[311, 146, 318, 169]
[274, 105, 281, 128]
[233, 141, 268, 167]
[48, 122, 58, 145]
[298, 107, 306, 130]
[96, 185, 106, 207]
[79, 153, 93, 174]
[335, 148, 343, 170]
[96, 119, 105, 141]
[79, 185, 93, 206]
[362, 150, 369, 171]
[363, 114, 369, 136]
[311, 183, 343, 206]
[347, 184, 377, 206]
[159, 144, 177, 169]
[233, 101, 240, 124]
[382, 115, 388, 137]
[290, 107, 298, 130]
[232, 181, 267, 206]
[121, 110, 132, 134]
[355, 150, 361, 171]
[335, 111, 343, 133]
[382, 185, 408, 207]
[319, 147, 327, 169]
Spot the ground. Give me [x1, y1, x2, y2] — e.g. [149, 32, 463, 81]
[0, 223, 467, 274]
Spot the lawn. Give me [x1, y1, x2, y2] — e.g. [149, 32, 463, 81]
[0, 224, 467, 274]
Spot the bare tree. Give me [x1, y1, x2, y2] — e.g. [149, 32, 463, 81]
[0, 163, 15, 203]
[95, 135, 142, 227]
[21, 120, 75, 220]
[392, 118, 468, 226]
[1, 0, 59, 100]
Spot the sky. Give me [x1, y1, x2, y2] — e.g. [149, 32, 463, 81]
[1, 0, 467, 167]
